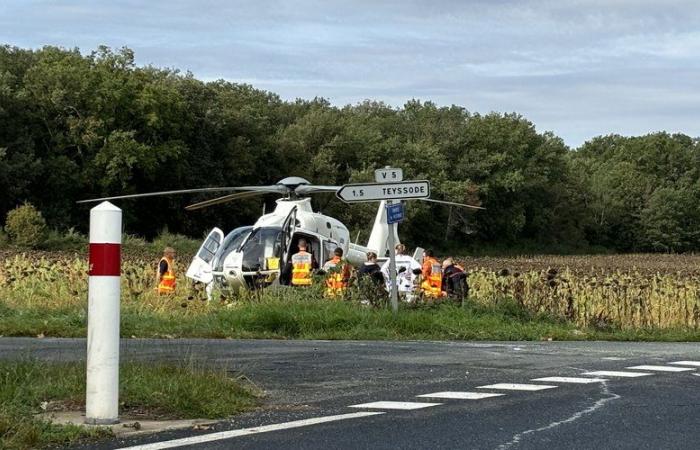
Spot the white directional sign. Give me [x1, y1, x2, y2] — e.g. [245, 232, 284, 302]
[375, 167, 403, 183]
[336, 180, 430, 203]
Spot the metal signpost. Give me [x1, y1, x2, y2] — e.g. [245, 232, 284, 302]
[337, 169, 428, 314]
[384, 201, 404, 313]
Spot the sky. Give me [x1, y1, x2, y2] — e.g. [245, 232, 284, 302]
[1, 0, 698, 147]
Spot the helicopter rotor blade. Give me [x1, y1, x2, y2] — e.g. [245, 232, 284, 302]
[76, 185, 288, 204]
[418, 198, 485, 210]
[185, 190, 269, 211]
[294, 185, 342, 195]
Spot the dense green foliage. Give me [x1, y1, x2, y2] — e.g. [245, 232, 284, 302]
[4, 203, 47, 247]
[1, 45, 698, 251]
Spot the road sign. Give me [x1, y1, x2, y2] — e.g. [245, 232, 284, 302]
[336, 180, 430, 203]
[375, 167, 403, 183]
[386, 202, 404, 224]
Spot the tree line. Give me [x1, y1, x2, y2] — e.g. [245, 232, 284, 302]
[1, 45, 698, 252]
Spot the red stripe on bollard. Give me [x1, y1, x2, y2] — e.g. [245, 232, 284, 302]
[89, 243, 121, 276]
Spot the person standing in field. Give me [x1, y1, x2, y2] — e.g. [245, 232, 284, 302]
[357, 251, 384, 286]
[290, 239, 314, 287]
[323, 247, 352, 297]
[442, 257, 469, 300]
[420, 249, 445, 298]
[157, 247, 177, 295]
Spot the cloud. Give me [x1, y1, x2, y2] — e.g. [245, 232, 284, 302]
[1, 0, 698, 146]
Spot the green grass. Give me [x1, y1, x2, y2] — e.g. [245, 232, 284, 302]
[2, 293, 699, 342]
[0, 360, 259, 450]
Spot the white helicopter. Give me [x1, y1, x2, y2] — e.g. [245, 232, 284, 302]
[79, 176, 481, 294]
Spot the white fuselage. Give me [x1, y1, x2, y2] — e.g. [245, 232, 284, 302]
[188, 198, 398, 293]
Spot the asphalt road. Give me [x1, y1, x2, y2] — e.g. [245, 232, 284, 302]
[2, 338, 699, 449]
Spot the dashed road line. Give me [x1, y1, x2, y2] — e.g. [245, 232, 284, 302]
[115, 412, 384, 450]
[669, 361, 700, 367]
[417, 391, 505, 400]
[626, 365, 695, 372]
[583, 370, 652, 378]
[118, 360, 693, 449]
[349, 401, 442, 410]
[531, 376, 608, 384]
[477, 383, 557, 391]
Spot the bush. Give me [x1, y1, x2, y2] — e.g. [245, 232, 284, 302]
[5, 204, 47, 248]
[152, 231, 201, 258]
[0, 228, 8, 248]
[41, 228, 88, 251]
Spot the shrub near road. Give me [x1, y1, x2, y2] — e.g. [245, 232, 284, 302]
[1, 251, 699, 340]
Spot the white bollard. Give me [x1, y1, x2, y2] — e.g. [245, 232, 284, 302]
[85, 201, 122, 424]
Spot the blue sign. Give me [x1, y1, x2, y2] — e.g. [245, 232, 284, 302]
[386, 202, 404, 224]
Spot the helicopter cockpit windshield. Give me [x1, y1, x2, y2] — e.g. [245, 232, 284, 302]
[239, 227, 283, 272]
[212, 226, 253, 273]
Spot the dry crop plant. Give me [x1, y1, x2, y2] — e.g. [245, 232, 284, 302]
[2, 251, 700, 332]
[0, 251, 212, 317]
[464, 255, 700, 330]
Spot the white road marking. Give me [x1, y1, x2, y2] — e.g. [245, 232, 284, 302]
[417, 391, 505, 400]
[670, 361, 700, 367]
[349, 401, 441, 410]
[476, 383, 557, 391]
[115, 412, 384, 450]
[582, 371, 652, 377]
[531, 377, 608, 384]
[602, 357, 626, 361]
[626, 365, 695, 372]
[496, 380, 620, 450]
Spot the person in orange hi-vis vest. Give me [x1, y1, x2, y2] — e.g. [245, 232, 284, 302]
[157, 247, 177, 295]
[421, 249, 445, 298]
[291, 239, 314, 287]
[323, 247, 352, 298]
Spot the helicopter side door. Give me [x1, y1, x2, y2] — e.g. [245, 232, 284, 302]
[186, 228, 225, 284]
[280, 206, 298, 264]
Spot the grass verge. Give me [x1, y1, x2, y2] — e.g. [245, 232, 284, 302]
[2, 293, 699, 341]
[0, 360, 259, 450]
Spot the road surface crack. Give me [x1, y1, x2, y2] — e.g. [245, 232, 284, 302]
[494, 381, 620, 450]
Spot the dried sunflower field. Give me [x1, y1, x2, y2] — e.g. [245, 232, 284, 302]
[460, 254, 700, 330]
[1, 251, 699, 334]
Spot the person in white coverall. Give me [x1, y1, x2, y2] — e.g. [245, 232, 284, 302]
[381, 243, 422, 300]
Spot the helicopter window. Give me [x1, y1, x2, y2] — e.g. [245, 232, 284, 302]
[197, 234, 222, 263]
[240, 227, 282, 272]
[323, 240, 337, 262]
[212, 226, 252, 272]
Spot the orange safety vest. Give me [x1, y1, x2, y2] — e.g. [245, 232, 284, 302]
[325, 256, 349, 298]
[157, 257, 176, 294]
[422, 257, 437, 279]
[421, 262, 445, 298]
[291, 252, 313, 286]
